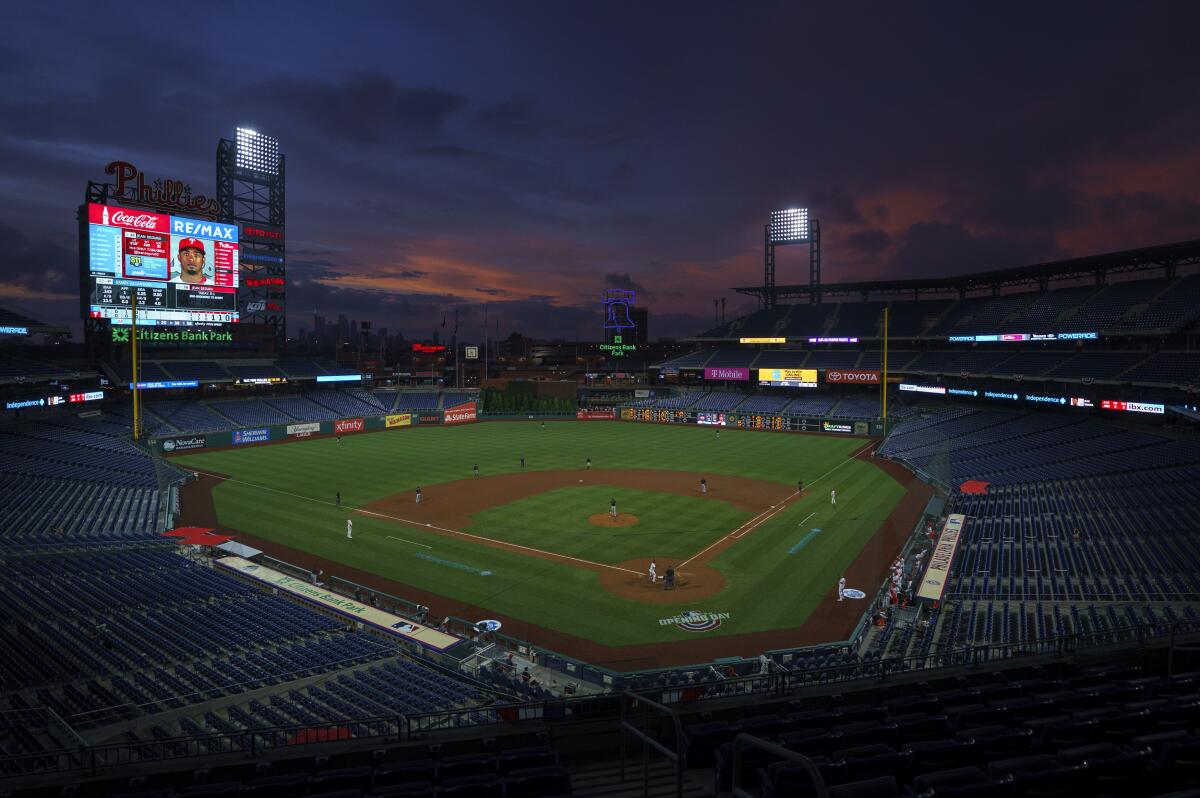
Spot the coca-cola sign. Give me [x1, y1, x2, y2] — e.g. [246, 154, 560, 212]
[104, 160, 221, 217]
[824, 370, 881, 384]
[88, 203, 168, 232]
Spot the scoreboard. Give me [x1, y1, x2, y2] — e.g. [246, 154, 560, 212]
[621, 408, 867, 434]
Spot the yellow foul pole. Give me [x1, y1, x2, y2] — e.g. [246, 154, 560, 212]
[881, 305, 889, 434]
[131, 292, 141, 442]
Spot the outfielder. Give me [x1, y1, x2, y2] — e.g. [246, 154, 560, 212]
[346, 519, 353, 540]
[837, 576, 845, 601]
[831, 489, 837, 505]
[648, 559, 657, 583]
[473, 464, 480, 478]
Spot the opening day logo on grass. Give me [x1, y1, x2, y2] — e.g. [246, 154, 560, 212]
[659, 610, 730, 633]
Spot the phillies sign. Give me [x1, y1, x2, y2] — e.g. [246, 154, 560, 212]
[104, 160, 221, 217]
[704, 367, 750, 381]
[334, 418, 365, 434]
[443, 401, 477, 425]
[824, 370, 881, 384]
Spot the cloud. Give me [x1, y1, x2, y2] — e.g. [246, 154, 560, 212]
[885, 222, 1063, 278]
[603, 272, 645, 293]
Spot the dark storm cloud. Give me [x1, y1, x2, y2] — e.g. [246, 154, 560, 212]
[603, 273, 645, 293]
[886, 222, 1063, 278]
[964, 181, 1085, 232]
[241, 72, 467, 147]
[0, 224, 76, 296]
[847, 230, 892, 256]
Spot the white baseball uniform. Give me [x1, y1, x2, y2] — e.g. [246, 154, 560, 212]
[346, 519, 353, 539]
[837, 577, 846, 601]
[648, 562, 657, 582]
[831, 490, 837, 505]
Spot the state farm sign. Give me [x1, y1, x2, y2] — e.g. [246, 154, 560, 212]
[443, 401, 477, 425]
[824, 370, 881, 384]
[334, 418, 364, 434]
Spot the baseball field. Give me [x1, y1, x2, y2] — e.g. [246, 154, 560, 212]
[173, 420, 930, 668]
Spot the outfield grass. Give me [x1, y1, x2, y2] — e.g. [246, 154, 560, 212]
[173, 422, 906, 647]
[465, 486, 752, 563]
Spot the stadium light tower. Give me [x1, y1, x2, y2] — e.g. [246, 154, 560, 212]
[765, 208, 821, 308]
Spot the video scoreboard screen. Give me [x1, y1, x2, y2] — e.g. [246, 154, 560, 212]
[85, 203, 240, 327]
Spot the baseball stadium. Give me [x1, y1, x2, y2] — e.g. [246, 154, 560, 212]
[5, 29, 1200, 796]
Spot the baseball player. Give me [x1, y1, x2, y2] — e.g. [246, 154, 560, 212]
[586, 457, 592, 470]
[831, 489, 837, 505]
[716, 429, 720, 439]
[335, 491, 341, 508]
[610, 497, 617, 517]
[415, 486, 422, 504]
[797, 480, 803, 495]
[336, 434, 343, 445]
[700, 478, 707, 495]
[648, 559, 657, 582]
[837, 576, 846, 601]
[520, 456, 525, 469]
[473, 464, 479, 478]
[346, 519, 353, 540]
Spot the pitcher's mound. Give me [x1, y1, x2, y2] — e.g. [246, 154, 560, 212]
[589, 513, 639, 527]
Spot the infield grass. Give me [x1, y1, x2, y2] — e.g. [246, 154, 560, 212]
[173, 421, 906, 647]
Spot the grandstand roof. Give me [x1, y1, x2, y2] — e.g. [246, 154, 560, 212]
[734, 237, 1200, 302]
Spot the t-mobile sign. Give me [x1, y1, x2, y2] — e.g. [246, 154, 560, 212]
[704, 367, 750, 381]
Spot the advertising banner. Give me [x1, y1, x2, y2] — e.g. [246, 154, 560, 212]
[385, 413, 413, 428]
[916, 514, 966, 604]
[821, 421, 853, 433]
[824, 369, 880, 384]
[620, 407, 635, 420]
[334, 418, 365, 434]
[757, 368, 818, 388]
[418, 413, 441, 425]
[232, 428, 270, 445]
[161, 435, 206, 452]
[444, 401, 477, 425]
[576, 409, 616, 420]
[287, 422, 322, 438]
[704, 367, 750, 381]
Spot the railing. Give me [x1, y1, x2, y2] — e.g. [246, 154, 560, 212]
[5, 618, 1198, 780]
[620, 692, 686, 798]
[731, 733, 828, 798]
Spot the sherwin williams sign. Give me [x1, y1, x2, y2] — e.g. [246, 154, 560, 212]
[232, 427, 270, 445]
[704, 367, 750, 381]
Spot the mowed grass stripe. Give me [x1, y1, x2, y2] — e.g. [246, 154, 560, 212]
[174, 422, 902, 646]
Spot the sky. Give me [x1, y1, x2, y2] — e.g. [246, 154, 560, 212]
[3, 1, 1199, 342]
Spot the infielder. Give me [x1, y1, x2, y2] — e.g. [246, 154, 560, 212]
[346, 519, 353, 540]
[610, 497, 617, 517]
[648, 559, 657, 582]
[473, 464, 479, 478]
[700, 478, 707, 495]
[837, 576, 846, 601]
[586, 457, 592, 470]
[520, 456, 525, 469]
[831, 489, 837, 505]
[415, 486, 422, 504]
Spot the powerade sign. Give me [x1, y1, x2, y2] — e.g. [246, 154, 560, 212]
[232, 427, 270, 445]
[162, 436, 205, 452]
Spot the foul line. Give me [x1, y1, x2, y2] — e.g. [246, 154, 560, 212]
[386, 535, 433, 549]
[190, 468, 641, 577]
[677, 441, 873, 568]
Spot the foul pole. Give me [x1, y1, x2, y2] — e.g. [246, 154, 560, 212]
[131, 292, 141, 441]
[880, 305, 889, 435]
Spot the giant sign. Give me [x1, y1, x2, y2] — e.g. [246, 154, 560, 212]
[443, 401, 477, 425]
[824, 369, 880, 384]
[85, 203, 239, 329]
